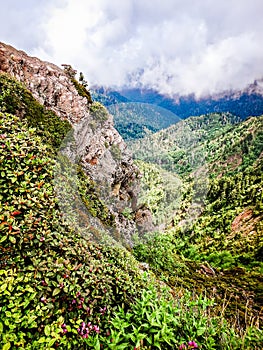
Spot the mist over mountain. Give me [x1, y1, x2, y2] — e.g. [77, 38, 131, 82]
[92, 78, 263, 123]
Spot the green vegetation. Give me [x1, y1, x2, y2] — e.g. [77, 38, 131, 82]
[108, 102, 180, 140]
[0, 73, 72, 150]
[131, 112, 263, 341]
[0, 72, 262, 349]
[0, 112, 146, 349]
[62, 64, 92, 104]
[89, 101, 109, 123]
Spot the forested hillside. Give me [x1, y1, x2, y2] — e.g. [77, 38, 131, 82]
[131, 113, 263, 340]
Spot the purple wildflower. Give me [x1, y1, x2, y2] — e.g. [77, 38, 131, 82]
[179, 344, 186, 350]
[40, 236, 45, 242]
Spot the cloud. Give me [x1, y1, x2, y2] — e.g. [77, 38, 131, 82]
[3, 0, 263, 97]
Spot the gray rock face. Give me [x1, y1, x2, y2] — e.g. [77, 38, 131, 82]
[0, 42, 152, 244]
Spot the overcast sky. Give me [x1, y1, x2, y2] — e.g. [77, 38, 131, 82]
[1, 0, 263, 97]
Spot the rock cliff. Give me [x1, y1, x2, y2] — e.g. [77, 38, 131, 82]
[0, 42, 149, 244]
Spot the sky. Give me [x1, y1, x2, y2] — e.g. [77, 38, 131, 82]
[1, 0, 263, 97]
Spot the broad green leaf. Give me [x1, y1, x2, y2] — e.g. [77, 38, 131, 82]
[2, 343, 11, 350]
[52, 288, 61, 296]
[44, 325, 51, 336]
[9, 236, 16, 244]
[0, 283, 8, 293]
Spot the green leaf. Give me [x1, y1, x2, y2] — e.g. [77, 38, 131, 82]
[44, 325, 51, 336]
[2, 343, 11, 350]
[0, 235, 7, 243]
[0, 283, 8, 293]
[9, 236, 16, 244]
[52, 288, 61, 296]
[197, 327, 206, 336]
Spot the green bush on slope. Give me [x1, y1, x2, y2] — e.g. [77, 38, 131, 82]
[0, 73, 72, 150]
[0, 112, 146, 348]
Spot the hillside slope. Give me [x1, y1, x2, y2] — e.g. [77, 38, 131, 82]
[0, 42, 148, 242]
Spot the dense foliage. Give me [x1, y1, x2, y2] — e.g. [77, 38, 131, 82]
[132, 113, 263, 337]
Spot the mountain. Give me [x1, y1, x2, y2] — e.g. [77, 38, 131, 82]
[91, 83, 263, 141]
[0, 42, 263, 349]
[0, 42, 151, 243]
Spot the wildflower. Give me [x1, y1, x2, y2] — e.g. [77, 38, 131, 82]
[188, 341, 198, 348]
[93, 325, 100, 334]
[71, 299, 76, 304]
[40, 236, 45, 242]
[76, 291, 81, 297]
[40, 296, 47, 303]
[100, 306, 107, 315]
[61, 323, 68, 334]
[179, 344, 186, 350]
[41, 280, 47, 286]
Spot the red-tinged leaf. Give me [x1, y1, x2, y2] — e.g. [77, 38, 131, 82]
[11, 211, 22, 216]
[0, 221, 8, 226]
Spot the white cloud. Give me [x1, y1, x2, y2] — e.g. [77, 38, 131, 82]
[3, 0, 263, 97]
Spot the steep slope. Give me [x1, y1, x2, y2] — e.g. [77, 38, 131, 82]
[0, 42, 146, 241]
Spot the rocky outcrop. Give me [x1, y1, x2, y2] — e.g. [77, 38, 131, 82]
[0, 42, 150, 243]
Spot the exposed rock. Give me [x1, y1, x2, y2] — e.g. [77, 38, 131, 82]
[231, 208, 262, 236]
[0, 41, 150, 244]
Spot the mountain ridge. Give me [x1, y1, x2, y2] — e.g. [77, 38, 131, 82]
[91, 80, 263, 127]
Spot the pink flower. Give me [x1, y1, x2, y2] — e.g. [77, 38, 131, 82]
[179, 344, 186, 350]
[188, 341, 198, 348]
[40, 296, 47, 303]
[40, 236, 45, 242]
[93, 325, 100, 334]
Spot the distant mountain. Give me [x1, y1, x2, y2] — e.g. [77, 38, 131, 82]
[107, 102, 180, 140]
[91, 79, 263, 123]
